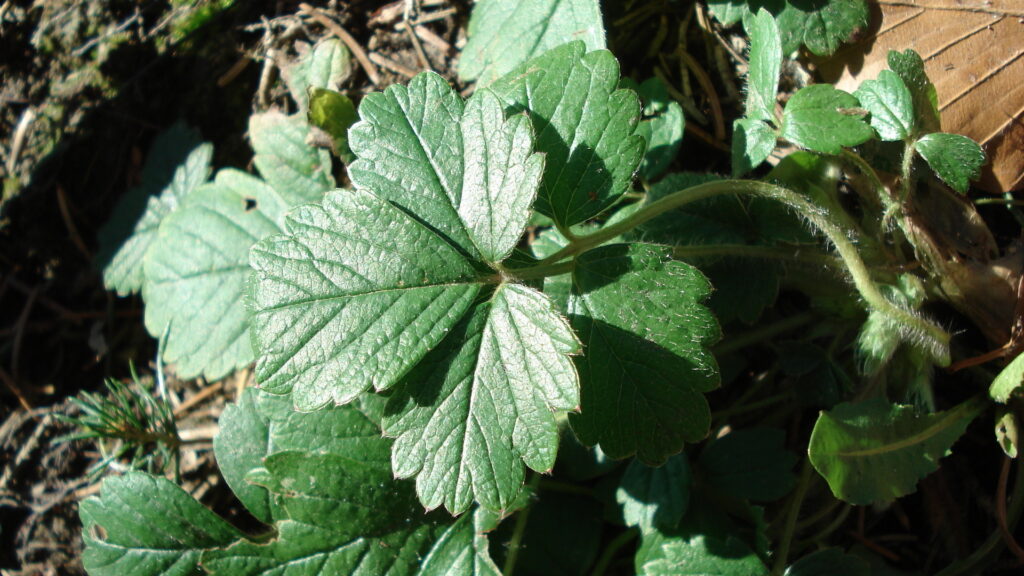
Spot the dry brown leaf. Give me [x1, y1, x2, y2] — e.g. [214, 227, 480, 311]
[819, 0, 1024, 193]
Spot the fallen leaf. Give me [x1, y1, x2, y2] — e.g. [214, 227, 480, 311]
[819, 0, 1024, 193]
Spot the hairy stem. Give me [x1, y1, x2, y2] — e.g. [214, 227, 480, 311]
[591, 528, 638, 576]
[529, 179, 950, 362]
[503, 473, 540, 576]
[771, 458, 813, 576]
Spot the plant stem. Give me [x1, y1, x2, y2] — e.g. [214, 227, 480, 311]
[673, 243, 842, 268]
[710, 392, 791, 421]
[538, 478, 596, 498]
[712, 311, 816, 356]
[771, 458, 813, 576]
[591, 528, 638, 576]
[503, 473, 541, 576]
[521, 179, 950, 362]
[509, 260, 574, 282]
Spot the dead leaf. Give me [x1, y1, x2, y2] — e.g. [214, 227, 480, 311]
[819, 0, 1024, 193]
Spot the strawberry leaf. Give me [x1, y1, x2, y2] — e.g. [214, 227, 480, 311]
[781, 84, 873, 154]
[732, 118, 777, 176]
[915, 132, 986, 194]
[618, 454, 691, 532]
[744, 9, 782, 123]
[252, 74, 581, 513]
[855, 70, 914, 142]
[567, 243, 720, 464]
[459, 0, 605, 87]
[489, 42, 645, 227]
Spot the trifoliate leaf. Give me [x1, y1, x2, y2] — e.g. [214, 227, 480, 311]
[809, 396, 985, 505]
[459, 0, 605, 87]
[781, 84, 874, 154]
[567, 244, 720, 464]
[618, 454, 691, 532]
[991, 352, 1024, 403]
[348, 73, 543, 261]
[697, 428, 797, 502]
[888, 49, 940, 136]
[785, 548, 870, 576]
[282, 38, 352, 110]
[80, 472, 244, 576]
[709, 0, 868, 56]
[744, 9, 782, 123]
[383, 283, 580, 514]
[252, 77, 580, 513]
[489, 42, 645, 227]
[642, 534, 768, 576]
[915, 133, 986, 194]
[250, 111, 335, 205]
[854, 70, 914, 141]
[308, 87, 357, 162]
[143, 169, 289, 380]
[732, 118, 777, 176]
[633, 77, 685, 181]
[99, 126, 210, 295]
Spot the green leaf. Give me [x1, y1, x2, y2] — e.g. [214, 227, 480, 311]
[633, 78, 685, 181]
[854, 70, 914, 141]
[143, 169, 289, 380]
[349, 73, 543, 261]
[732, 118, 777, 176]
[781, 84, 873, 154]
[698, 428, 797, 502]
[383, 283, 580, 514]
[567, 243, 720, 464]
[458, 0, 605, 87]
[809, 396, 985, 505]
[308, 88, 358, 162]
[80, 472, 243, 576]
[618, 454, 691, 532]
[642, 533, 768, 576]
[213, 388, 275, 524]
[419, 511, 502, 576]
[250, 111, 335, 205]
[97, 122, 209, 295]
[784, 548, 870, 576]
[282, 38, 353, 110]
[250, 188, 482, 409]
[991, 352, 1024, 403]
[888, 49, 940, 135]
[915, 133, 986, 194]
[708, 0, 868, 56]
[492, 493, 602, 576]
[489, 42, 645, 227]
[744, 9, 781, 123]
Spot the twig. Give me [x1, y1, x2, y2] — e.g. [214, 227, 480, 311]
[400, 16, 432, 71]
[369, 52, 418, 78]
[11, 283, 38, 383]
[0, 365, 33, 413]
[997, 455, 1024, 564]
[56, 185, 91, 260]
[172, 381, 224, 418]
[7, 108, 35, 175]
[678, 47, 726, 142]
[299, 3, 381, 86]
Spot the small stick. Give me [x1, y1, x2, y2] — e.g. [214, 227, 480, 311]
[407, 23, 451, 54]
[678, 47, 726, 142]
[403, 7, 457, 26]
[7, 108, 35, 175]
[56, 185, 91, 261]
[299, 3, 381, 86]
[401, 21, 433, 71]
[0, 365, 33, 412]
[369, 52, 418, 78]
[172, 381, 224, 418]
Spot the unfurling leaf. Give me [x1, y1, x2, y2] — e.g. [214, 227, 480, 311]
[744, 9, 782, 123]
[854, 70, 914, 141]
